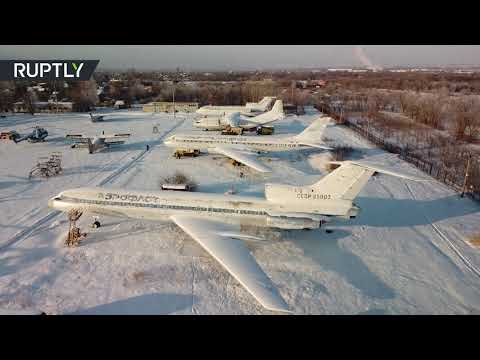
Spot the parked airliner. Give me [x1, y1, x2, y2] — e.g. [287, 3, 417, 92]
[165, 117, 333, 173]
[196, 96, 276, 118]
[66, 133, 131, 154]
[48, 160, 428, 313]
[193, 100, 284, 131]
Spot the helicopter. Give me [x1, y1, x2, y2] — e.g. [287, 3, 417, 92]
[14, 126, 49, 143]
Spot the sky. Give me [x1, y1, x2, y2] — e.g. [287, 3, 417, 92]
[1, 45, 479, 71]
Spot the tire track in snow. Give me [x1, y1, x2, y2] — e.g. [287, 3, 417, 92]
[405, 182, 480, 279]
[1, 151, 134, 247]
[0, 118, 186, 252]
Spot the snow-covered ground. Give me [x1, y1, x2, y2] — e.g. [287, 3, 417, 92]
[1, 109, 479, 314]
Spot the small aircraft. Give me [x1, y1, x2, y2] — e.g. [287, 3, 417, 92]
[14, 126, 49, 143]
[165, 117, 333, 173]
[193, 100, 284, 131]
[66, 133, 131, 154]
[195, 96, 277, 118]
[48, 160, 428, 313]
[89, 113, 106, 123]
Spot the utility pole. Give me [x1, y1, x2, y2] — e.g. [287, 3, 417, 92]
[461, 153, 472, 198]
[172, 81, 176, 120]
[291, 81, 295, 105]
[172, 68, 181, 120]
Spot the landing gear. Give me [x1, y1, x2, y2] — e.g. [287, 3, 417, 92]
[230, 159, 244, 167]
[320, 220, 333, 233]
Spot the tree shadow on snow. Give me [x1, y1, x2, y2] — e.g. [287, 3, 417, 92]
[287, 228, 396, 300]
[0, 246, 56, 278]
[68, 293, 196, 315]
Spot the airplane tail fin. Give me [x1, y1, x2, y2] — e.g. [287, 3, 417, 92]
[293, 117, 333, 150]
[314, 161, 429, 200]
[250, 100, 284, 125]
[257, 96, 276, 110]
[265, 160, 429, 205]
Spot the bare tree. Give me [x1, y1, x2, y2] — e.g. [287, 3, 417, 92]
[70, 80, 99, 112]
[452, 97, 480, 141]
[23, 89, 37, 115]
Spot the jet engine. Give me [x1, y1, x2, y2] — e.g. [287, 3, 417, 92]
[194, 117, 222, 129]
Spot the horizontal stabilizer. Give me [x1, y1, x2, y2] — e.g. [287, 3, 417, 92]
[329, 161, 430, 182]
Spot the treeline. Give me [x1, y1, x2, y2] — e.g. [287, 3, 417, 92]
[318, 88, 480, 142]
[319, 88, 480, 199]
[95, 69, 480, 95]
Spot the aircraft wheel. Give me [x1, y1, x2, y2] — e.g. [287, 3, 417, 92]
[92, 220, 101, 228]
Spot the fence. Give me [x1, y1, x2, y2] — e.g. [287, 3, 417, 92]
[318, 105, 480, 202]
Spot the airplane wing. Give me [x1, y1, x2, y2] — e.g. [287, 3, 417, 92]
[214, 145, 272, 173]
[101, 133, 131, 145]
[170, 215, 291, 313]
[298, 141, 333, 150]
[65, 134, 90, 143]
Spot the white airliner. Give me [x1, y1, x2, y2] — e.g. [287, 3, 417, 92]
[193, 100, 284, 131]
[66, 133, 131, 154]
[196, 96, 276, 118]
[48, 160, 427, 313]
[165, 117, 333, 173]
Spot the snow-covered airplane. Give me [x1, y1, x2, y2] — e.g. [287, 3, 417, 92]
[48, 160, 427, 313]
[89, 113, 106, 122]
[193, 100, 284, 131]
[66, 133, 131, 154]
[195, 96, 277, 118]
[165, 117, 333, 173]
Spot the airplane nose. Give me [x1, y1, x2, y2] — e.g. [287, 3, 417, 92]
[48, 198, 55, 208]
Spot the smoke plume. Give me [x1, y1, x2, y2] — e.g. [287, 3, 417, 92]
[353, 46, 383, 71]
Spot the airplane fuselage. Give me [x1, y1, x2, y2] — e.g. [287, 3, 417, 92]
[193, 117, 273, 131]
[164, 134, 309, 153]
[48, 187, 358, 230]
[196, 106, 261, 118]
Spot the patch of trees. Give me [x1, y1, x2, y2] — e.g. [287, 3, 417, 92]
[70, 80, 98, 112]
[0, 81, 14, 112]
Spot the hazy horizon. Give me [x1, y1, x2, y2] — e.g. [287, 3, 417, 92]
[1, 45, 480, 71]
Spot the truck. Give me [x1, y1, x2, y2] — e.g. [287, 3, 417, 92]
[221, 126, 243, 135]
[256, 126, 274, 135]
[173, 149, 200, 159]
